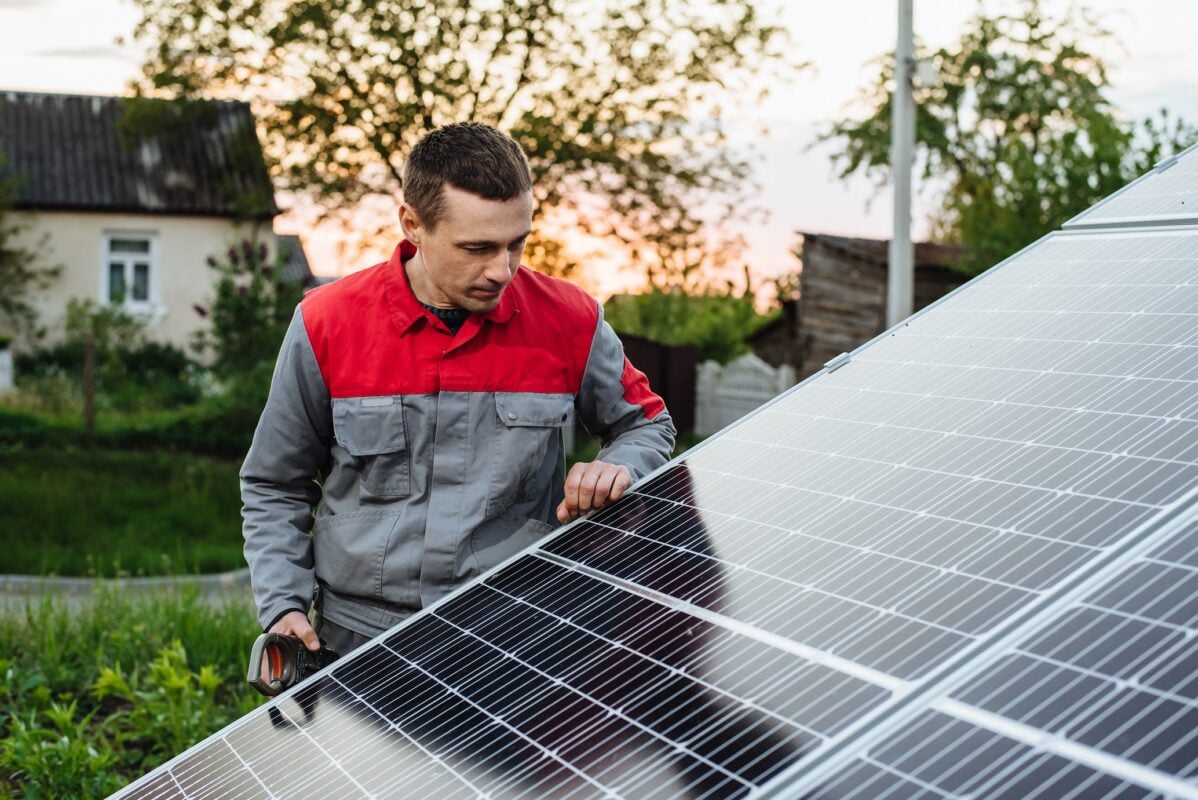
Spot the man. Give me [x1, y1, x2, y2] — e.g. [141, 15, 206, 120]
[241, 122, 675, 656]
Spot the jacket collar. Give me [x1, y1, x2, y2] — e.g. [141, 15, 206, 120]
[383, 240, 519, 336]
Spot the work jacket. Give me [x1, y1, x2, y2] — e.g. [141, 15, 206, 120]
[241, 241, 676, 637]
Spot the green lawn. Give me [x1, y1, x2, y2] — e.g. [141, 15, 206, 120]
[0, 447, 245, 577]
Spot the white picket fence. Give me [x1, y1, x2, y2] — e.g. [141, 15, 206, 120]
[695, 353, 796, 436]
[0, 349, 12, 393]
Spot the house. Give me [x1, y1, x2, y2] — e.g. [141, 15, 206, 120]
[750, 232, 964, 380]
[0, 90, 314, 350]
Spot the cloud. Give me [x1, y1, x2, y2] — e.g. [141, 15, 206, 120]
[0, 0, 48, 8]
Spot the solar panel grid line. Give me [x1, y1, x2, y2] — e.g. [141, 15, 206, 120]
[126, 596, 555, 795]
[579, 506, 1023, 655]
[821, 712, 1164, 800]
[765, 500, 1198, 800]
[670, 455, 1097, 586]
[375, 643, 632, 797]
[546, 494, 986, 679]
[460, 560, 833, 785]
[473, 568, 834, 743]
[318, 553, 809, 795]
[318, 676, 494, 798]
[711, 432, 1168, 522]
[421, 607, 761, 795]
[136, 637, 491, 799]
[327, 663, 588, 799]
[533, 549, 906, 696]
[266, 694, 379, 798]
[623, 478, 1056, 599]
[932, 698, 1198, 800]
[134, 733, 270, 800]
[351, 618, 620, 798]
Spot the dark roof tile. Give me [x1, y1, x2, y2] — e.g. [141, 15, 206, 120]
[0, 90, 277, 218]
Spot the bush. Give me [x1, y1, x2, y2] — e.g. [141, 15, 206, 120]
[192, 239, 305, 374]
[0, 408, 46, 445]
[605, 285, 778, 364]
[15, 301, 203, 413]
[0, 587, 261, 798]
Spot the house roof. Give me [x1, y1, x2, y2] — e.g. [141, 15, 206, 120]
[798, 232, 964, 272]
[0, 90, 277, 218]
[276, 234, 334, 288]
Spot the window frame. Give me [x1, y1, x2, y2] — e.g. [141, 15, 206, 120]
[100, 231, 160, 316]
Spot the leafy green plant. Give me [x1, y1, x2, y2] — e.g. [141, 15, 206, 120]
[14, 300, 203, 413]
[0, 699, 125, 800]
[192, 239, 304, 374]
[92, 642, 230, 766]
[605, 280, 777, 364]
[0, 588, 262, 797]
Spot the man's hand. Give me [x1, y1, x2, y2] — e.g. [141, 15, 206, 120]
[556, 460, 632, 522]
[269, 610, 321, 652]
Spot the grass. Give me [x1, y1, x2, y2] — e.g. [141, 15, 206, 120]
[0, 586, 263, 798]
[0, 447, 245, 577]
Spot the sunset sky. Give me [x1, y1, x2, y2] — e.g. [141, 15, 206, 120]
[2, 0, 1196, 294]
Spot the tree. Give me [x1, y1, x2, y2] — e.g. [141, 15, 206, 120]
[125, 0, 793, 285]
[821, 0, 1197, 275]
[0, 153, 61, 340]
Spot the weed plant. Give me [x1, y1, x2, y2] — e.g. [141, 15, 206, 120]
[0, 585, 262, 798]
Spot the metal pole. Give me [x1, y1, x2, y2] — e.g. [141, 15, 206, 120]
[887, 0, 915, 327]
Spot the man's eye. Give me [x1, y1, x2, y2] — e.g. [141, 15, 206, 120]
[509, 239, 528, 251]
[465, 246, 490, 254]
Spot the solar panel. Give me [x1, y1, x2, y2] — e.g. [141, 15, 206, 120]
[113, 212, 1198, 794]
[1067, 142, 1198, 230]
[797, 513, 1198, 800]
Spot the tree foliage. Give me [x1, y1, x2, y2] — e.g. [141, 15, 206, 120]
[0, 154, 61, 340]
[822, 0, 1197, 275]
[126, 0, 792, 284]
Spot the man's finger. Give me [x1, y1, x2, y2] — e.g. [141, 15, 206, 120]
[270, 610, 321, 651]
[609, 467, 632, 503]
[575, 463, 603, 514]
[295, 619, 321, 651]
[589, 466, 620, 510]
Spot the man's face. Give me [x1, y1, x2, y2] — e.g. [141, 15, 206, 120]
[401, 184, 533, 313]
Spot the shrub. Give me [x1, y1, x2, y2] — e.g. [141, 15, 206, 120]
[192, 239, 306, 374]
[14, 301, 203, 413]
[0, 587, 261, 798]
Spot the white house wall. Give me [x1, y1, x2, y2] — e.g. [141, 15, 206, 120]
[11, 210, 273, 353]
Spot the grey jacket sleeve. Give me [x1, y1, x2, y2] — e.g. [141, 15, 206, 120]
[577, 306, 676, 480]
[240, 308, 333, 630]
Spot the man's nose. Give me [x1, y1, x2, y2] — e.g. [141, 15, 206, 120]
[483, 252, 515, 285]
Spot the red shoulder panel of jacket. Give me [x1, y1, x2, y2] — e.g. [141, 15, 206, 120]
[620, 356, 667, 420]
[299, 244, 599, 398]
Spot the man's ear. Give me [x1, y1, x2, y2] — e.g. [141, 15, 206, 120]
[398, 203, 422, 245]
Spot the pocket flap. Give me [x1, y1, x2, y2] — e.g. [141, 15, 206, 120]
[495, 393, 574, 428]
[332, 396, 407, 455]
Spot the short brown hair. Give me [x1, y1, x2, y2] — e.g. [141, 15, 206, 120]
[402, 123, 532, 229]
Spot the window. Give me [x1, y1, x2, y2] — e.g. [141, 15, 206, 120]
[103, 234, 157, 311]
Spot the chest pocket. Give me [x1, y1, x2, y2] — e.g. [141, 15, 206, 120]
[487, 392, 574, 517]
[332, 396, 410, 498]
